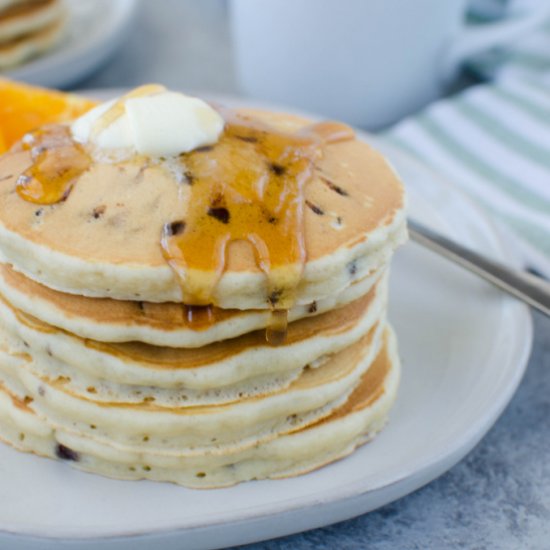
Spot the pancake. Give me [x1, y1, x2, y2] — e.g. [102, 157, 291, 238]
[0, 0, 49, 10]
[0, 262, 385, 346]
[0, 323, 386, 454]
[3, 314, 387, 409]
[0, 16, 64, 69]
[0, 274, 388, 392]
[0, 109, 407, 306]
[0, 325, 399, 487]
[0, 0, 41, 13]
[0, 0, 65, 44]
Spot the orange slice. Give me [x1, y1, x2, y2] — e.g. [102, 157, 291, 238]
[0, 79, 98, 154]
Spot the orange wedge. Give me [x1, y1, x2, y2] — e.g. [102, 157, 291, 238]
[0, 79, 98, 154]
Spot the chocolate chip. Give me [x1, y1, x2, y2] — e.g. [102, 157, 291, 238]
[235, 135, 258, 143]
[306, 200, 324, 215]
[321, 176, 349, 196]
[92, 205, 106, 219]
[208, 207, 230, 224]
[268, 289, 283, 306]
[348, 260, 358, 276]
[34, 208, 43, 217]
[262, 207, 277, 224]
[194, 145, 214, 153]
[184, 171, 195, 185]
[55, 444, 79, 461]
[308, 302, 317, 313]
[336, 216, 343, 225]
[164, 220, 186, 236]
[60, 187, 72, 202]
[137, 301, 145, 312]
[269, 162, 286, 176]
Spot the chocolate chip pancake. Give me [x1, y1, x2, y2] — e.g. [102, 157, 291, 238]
[0, 86, 407, 488]
[0, 109, 406, 307]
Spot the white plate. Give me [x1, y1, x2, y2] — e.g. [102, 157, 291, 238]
[3, 0, 137, 89]
[0, 102, 533, 549]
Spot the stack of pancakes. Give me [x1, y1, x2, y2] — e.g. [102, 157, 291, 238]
[0, 0, 66, 70]
[0, 107, 407, 488]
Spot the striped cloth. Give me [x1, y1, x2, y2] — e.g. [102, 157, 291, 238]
[384, 7, 550, 277]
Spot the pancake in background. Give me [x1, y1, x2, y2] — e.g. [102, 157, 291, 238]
[0, 0, 66, 70]
[0, 0, 65, 44]
[0, 324, 385, 454]
[0, 262, 385, 347]
[0, 110, 407, 306]
[0, 0, 40, 12]
[0, 326, 399, 488]
[0, 0, 53, 10]
[0, 276, 388, 396]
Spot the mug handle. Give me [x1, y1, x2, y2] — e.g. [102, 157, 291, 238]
[442, 2, 550, 81]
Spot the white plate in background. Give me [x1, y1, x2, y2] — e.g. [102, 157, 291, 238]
[3, 0, 136, 89]
[0, 96, 533, 549]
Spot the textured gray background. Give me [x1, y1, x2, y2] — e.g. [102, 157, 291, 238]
[77, 1, 550, 548]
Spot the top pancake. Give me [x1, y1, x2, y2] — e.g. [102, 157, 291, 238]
[0, 108, 406, 306]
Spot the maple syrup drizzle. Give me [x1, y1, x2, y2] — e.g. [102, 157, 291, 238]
[15, 125, 91, 204]
[10, 108, 355, 345]
[266, 309, 289, 346]
[184, 305, 215, 329]
[161, 112, 353, 304]
[161, 112, 353, 344]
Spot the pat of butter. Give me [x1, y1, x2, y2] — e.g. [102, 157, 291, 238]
[71, 87, 225, 156]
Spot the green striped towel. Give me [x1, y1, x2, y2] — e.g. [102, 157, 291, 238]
[384, 7, 550, 276]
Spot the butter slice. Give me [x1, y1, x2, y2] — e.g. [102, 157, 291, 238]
[125, 92, 224, 156]
[71, 88, 224, 157]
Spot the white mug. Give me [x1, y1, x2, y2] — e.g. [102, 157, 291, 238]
[230, 0, 550, 128]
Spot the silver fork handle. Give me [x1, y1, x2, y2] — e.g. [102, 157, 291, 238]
[408, 218, 550, 317]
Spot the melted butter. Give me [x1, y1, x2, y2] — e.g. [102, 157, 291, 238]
[10, 108, 355, 345]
